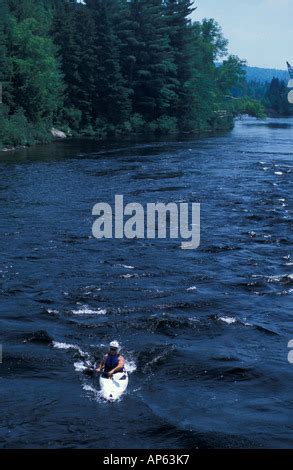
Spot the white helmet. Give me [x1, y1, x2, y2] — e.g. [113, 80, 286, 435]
[109, 340, 120, 351]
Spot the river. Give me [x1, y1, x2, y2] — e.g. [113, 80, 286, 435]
[0, 117, 292, 448]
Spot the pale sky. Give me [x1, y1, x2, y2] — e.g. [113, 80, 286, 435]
[192, 0, 292, 69]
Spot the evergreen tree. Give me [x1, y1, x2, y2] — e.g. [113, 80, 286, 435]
[86, 0, 132, 127]
[127, 0, 176, 122]
[217, 55, 246, 97]
[111, 0, 137, 88]
[164, 0, 205, 130]
[9, 12, 64, 123]
[265, 78, 293, 116]
[53, 1, 103, 129]
[52, 1, 83, 127]
[0, 0, 13, 109]
[0, 0, 264, 148]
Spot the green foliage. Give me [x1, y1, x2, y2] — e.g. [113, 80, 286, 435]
[229, 97, 266, 119]
[0, 0, 13, 108]
[128, 113, 146, 133]
[60, 108, 83, 133]
[233, 75, 293, 117]
[244, 66, 288, 84]
[0, 106, 52, 147]
[127, 0, 176, 119]
[217, 58, 273, 119]
[9, 16, 64, 123]
[233, 79, 269, 101]
[1, 0, 257, 149]
[0, 106, 30, 146]
[200, 18, 228, 61]
[217, 56, 246, 95]
[148, 115, 178, 134]
[264, 78, 293, 116]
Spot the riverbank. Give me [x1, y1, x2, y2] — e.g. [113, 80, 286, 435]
[0, 114, 234, 155]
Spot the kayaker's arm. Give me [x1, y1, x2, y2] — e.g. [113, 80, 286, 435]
[96, 354, 107, 373]
[108, 355, 125, 377]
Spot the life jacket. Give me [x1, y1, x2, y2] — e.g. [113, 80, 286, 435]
[104, 353, 122, 373]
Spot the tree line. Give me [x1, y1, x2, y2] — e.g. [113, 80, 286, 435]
[233, 77, 293, 117]
[0, 0, 258, 148]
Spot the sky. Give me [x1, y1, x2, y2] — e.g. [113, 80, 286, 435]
[192, 0, 293, 69]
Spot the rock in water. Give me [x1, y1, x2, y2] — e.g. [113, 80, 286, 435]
[51, 128, 67, 139]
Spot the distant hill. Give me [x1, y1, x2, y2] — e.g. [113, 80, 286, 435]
[244, 66, 288, 83]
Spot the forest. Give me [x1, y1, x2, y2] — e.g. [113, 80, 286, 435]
[0, 0, 285, 149]
[238, 78, 293, 117]
[244, 66, 288, 84]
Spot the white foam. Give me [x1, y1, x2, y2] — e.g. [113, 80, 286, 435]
[275, 164, 293, 168]
[53, 342, 87, 357]
[74, 361, 87, 372]
[53, 341, 77, 350]
[47, 309, 59, 315]
[267, 275, 281, 283]
[274, 171, 283, 176]
[219, 316, 237, 325]
[90, 343, 107, 348]
[72, 305, 107, 315]
[187, 286, 197, 291]
[82, 384, 103, 402]
[267, 274, 293, 283]
[188, 316, 200, 323]
[84, 286, 102, 294]
[118, 264, 135, 270]
[125, 359, 137, 374]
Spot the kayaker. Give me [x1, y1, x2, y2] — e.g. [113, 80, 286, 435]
[96, 341, 125, 378]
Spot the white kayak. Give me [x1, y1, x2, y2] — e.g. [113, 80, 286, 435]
[99, 371, 129, 401]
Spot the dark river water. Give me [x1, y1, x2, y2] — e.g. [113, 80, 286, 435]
[0, 117, 292, 449]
